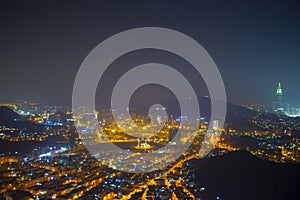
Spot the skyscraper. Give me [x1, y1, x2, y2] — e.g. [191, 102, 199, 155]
[273, 82, 287, 115]
[276, 82, 283, 102]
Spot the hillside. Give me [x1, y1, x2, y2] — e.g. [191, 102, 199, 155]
[192, 151, 300, 200]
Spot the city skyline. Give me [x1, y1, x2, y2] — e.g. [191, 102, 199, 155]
[0, 81, 298, 109]
[0, 91, 300, 199]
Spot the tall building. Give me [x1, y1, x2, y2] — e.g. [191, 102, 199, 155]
[273, 82, 289, 115]
[276, 82, 283, 102]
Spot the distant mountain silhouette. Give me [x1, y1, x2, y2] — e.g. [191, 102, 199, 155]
[0, 106, 45, 133]
[129, 96, 263, 132]
[0, 107, 70, 153]
[224, 103, 265, 132]
[192, 151, 300, 200]
[0, 106, 20, 122]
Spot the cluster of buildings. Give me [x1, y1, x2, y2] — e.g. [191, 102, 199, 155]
[0, 101, 222, 199]
[242, 82, 300, 117]
[0, 81, 299, 199]
[272, 82, 299, 117]
[0, 134, 211, 200]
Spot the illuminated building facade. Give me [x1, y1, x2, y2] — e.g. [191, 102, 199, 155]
[273, 82, 289, 115]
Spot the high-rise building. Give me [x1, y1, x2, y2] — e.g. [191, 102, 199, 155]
[273, 82, 286, 114]
[276, 82, 283, 101]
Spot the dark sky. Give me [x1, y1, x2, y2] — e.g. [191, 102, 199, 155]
[0, 0, 300, 107]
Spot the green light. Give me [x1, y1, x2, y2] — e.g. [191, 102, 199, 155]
[276, 82, 282, 96]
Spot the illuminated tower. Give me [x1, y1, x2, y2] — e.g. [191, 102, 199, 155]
[276, 82, 283, 102]
[273, 82, 286, 114]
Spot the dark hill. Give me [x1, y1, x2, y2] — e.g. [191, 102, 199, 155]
[0, 106, 20, 122]
[0, 106, 45, 133]
[192, 151, 300, 200]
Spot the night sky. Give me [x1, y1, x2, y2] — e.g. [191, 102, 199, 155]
[0, 0, 300, 107]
